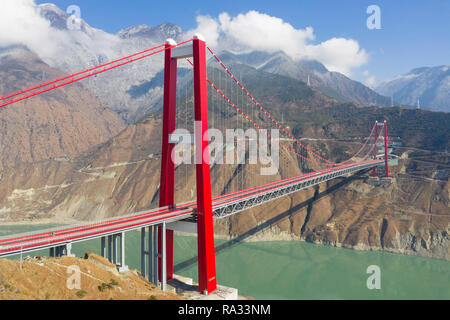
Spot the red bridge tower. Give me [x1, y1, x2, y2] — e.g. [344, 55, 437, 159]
[158, 35, 217, 294]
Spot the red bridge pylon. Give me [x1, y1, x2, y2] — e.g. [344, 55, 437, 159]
[372, 120, 390, 178]
[158, 35, 217, 294]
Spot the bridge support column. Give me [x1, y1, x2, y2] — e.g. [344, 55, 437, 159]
[161, 223, 167, 291]
[372, 121, 379, 177]
[148, 226, 154, 283]
[158, 39, 177, 284]
[101, 237, 106, 258]
[118, 232, 128, 272]
[107, 235, 112, 263]
[65, 242, 75, 257]
[141, 226, 158, 284]
[113, 234, 118, 264]
[141, 228, 146, 279]
[384, 120, 389, 178]
[193, 35, 217, 294]
[153, 225, 158, 285]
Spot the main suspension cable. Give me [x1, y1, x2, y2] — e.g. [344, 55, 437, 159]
[0, 39, 195, 108]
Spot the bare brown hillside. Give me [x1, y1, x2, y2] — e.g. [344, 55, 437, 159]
[0, 251, 180, 300]
[0, 112, 447, 260]
[0, 60, 447, 260]
[0, 48, 125, 168]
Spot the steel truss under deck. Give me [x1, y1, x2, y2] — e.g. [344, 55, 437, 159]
[212, 161, 384, 219]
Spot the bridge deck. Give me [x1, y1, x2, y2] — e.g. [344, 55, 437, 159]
[0, 160, 384, 257]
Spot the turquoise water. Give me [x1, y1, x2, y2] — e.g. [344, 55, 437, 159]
[1, 224, 449, 299]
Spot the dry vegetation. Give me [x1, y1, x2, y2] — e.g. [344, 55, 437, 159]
[0, 251, 181, 300]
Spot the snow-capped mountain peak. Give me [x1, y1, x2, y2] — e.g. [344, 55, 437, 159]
[375, 65, 450, 112]
[117, 22, 183, 42]
[27, 4, 186, 123]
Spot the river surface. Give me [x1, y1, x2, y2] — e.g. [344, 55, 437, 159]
[1, 224, 448, 299]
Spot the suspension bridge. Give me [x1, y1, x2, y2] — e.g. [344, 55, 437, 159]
[0, 35, 391, 295]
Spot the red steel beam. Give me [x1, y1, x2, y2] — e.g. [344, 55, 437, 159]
[158, 40, 178, 282]
[193, 36, 217, 294]
[384, 120, 389, 178]
[372, 121, 379, 177]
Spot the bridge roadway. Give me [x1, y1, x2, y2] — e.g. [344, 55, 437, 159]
[0, 160, 384, 257]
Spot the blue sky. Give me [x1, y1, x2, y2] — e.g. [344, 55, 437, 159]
[36, 0, 449, 84]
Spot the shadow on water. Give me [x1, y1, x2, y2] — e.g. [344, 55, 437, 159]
[174, 170, 370, 272]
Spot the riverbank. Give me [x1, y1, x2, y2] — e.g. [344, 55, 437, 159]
[208, 226, 449, 261]
[1, 224, 449, 299]
[0, 219, 447, 262]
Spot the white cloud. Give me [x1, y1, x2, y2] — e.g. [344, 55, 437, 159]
[365, 75, 377, 88]
[185, 10, 369, 76]
[0, 0, 121, 70]
[190, 15, 221, 48]
[218, 11, 315, 58]
[0, 0, 59, 57]
[303, 38, 368, 76]
[0, 3, 369, 78]
[363, 70, 377, 88]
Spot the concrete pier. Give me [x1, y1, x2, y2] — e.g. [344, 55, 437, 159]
[140, 225, 162, 289]
[101, 237, 106, 258]
[161, 222, 167, 292]
[153, 226, 158, 285]
[65, 242, 75, 257]
[112, 234, 117, 264]
[107, 235, 113, 262]
[118, 232, 128, 272]
[167, 275, 240, 300]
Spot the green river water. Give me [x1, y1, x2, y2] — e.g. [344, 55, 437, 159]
[1, 224, 448, 300]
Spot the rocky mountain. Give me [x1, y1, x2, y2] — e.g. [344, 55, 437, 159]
[33, 3, 184, 123]
[375, 65, 450, 112]
[22, 3, 391, 124]
[217, 50, 392, 107]
[117, 23, 182, 42]
[0, 107, 447, 259]
[0, 3, 447, 262]
[0, 46, 125, 168]
[0, 66, 447, 260]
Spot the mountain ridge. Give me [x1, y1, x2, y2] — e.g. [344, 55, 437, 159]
[218, 50, 392, 107]
[376, 65, 450, 112]
[5, 3, 395, 124]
